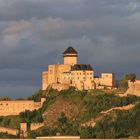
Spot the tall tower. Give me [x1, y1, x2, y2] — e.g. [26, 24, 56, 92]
[63, 46, 78, 65]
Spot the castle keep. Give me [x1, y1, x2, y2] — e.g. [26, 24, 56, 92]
[42, 47, 115, 91]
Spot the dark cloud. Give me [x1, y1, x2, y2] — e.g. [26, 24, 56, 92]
[0, 0, 140, 98]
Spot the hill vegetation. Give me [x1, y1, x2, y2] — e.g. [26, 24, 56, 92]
[25, 87, 140, 139]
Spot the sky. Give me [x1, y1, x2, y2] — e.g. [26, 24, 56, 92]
[0, 0, 140, 98]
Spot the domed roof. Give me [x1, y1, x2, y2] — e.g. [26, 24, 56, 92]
[63, 46, 78, 54]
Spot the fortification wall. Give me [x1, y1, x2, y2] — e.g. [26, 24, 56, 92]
[100, 73, 114, 87]
[42, 71, 48, 90]
[36, 136, 80, 140]
[43, 64, 71, 90]
[0, 98, 45, 116]
[30, 123, 44, 131]
[94, 73, 114, 89]
[0, 127, 18, 135]
[125, 80, 140, 96]
[51, 83, 69, 91]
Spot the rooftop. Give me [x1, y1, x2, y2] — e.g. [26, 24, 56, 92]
[63, 46, 78, 54]
[71, 64, 93, 71]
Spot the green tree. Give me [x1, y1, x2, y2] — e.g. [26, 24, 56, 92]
[119, 73, 136, 88]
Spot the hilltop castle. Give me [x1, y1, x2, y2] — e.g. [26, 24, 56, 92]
[42, 47, 115, 91]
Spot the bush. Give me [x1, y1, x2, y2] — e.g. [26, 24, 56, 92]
[119, 73, 136, 89]
[0, 132, 18, 138]
[20, 109, 43, 123]
[27, 90, 45, 102]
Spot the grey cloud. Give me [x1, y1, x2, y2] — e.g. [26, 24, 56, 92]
[0, 0, 140, 98]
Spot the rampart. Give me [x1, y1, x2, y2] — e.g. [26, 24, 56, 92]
[125, 80, 140, 96]
[30, 123, 44, 131]
[0, 126, 18, 135]
[0, 98, 46, 116]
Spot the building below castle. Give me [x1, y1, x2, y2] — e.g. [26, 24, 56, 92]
[42, 47, 115, 91]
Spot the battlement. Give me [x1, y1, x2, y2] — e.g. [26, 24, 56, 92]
[125, 80, 140, 96]
[0, 98, 46, 116]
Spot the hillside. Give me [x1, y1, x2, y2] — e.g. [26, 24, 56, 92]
[26, 88, 140, 139]
[0, 88, 140, 139]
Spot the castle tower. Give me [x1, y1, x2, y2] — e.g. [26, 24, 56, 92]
[63, 46, 78, 65]
[20, 120, 28, 138]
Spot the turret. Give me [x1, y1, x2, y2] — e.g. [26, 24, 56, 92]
[63, 46, 78, 65]
[20, 120, 28, 138]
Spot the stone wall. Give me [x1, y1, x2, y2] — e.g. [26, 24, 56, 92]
[0, 98, 46, 116]
[42, 71, 48, 90]
[0, 126, 18, 135]
[36, 136, 80, 140]
[125, 80, 140, 96]
[42, 64, 71, 91]
[94, 73, 115, 89]
[51, 83, 69, 91]
[30, 123, 44, 131]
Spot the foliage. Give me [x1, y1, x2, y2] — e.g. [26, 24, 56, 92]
[79, 127, 96, 139]
[0, 96, 12, 101]
[19, 109, 43, 123]
[26, 88, 140, 139]
[119, 73, 136, 89]
[91, 102, 140, 139]
[125, 73, 136, 82]
[56, 112, 79, 136]
[27, 90, 45, 102]
[28, 127, 58, 138]
[19, 89, 58, 125]
[0, 116, 21, 129]
[0, 132, 18, 138]
[79, 93, 139, 121]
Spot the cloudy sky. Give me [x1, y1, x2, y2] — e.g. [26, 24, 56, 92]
[0, 0, 140, 98]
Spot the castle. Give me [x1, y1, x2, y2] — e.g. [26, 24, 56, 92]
[42, 47, 115, 91]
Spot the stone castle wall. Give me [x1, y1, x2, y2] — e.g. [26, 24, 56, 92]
[125, 80, 140, 96]
[30, 123, 44, 131]
[0, 126, 18, 135]
[0, 98, 45, 116]
[94, 73, 115, 89]
[51, 83, 70, 91]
